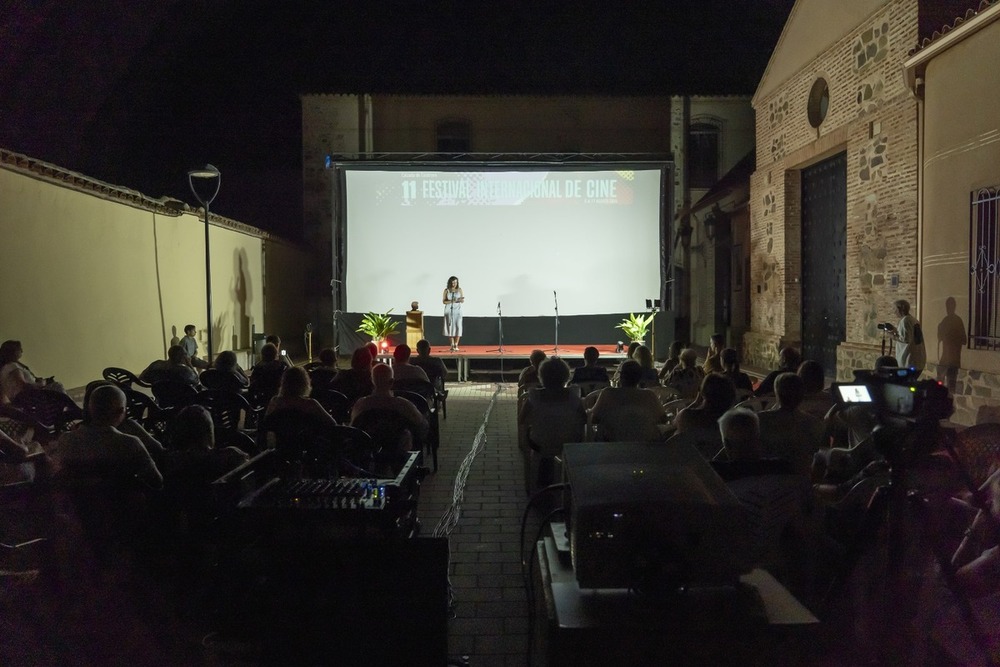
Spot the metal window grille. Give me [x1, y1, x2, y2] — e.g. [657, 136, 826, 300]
[971, 187, 1000, 350]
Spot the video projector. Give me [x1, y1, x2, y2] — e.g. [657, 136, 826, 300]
[563, 441, 752, 590]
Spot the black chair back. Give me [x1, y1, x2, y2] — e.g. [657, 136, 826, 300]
[310, 388, 352, 424]
[194, 389, 251, 432]
[152, 380, 199, 410]
[352, 408, 420, 476]
[11, 389, 84, 435]
[200, 369, 247, 393]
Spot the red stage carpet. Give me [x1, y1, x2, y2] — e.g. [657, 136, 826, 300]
[421, 344, 624, 360]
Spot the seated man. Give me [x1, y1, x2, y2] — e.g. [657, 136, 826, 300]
[249, 343, 287, 396]
[139, 344, 200, 387]
[265, 334, 295, 368]
[757, 372, 825, 478]
[590, 360, 667, 442]
[720, 347, 754, 393]
[309, 347, 339, 391]
[711, 407, 791, 481]
[664, 348, 705, 399]
[391, 344, 430, 383]
[754, 346, 801, 397]
[570, 346, 610, 385]
[518, 349, 547, 387]
[351, 363, 428, 453]
[410, 339, 448, 391]
[519, 357, 587, 492]
[330, 346, 375, 403]
[797, 359, 834, 420]
[162, 405, 248, 484]
[52, 384, 163, 489]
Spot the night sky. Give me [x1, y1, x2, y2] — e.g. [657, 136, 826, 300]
[1, 0, 795, 239]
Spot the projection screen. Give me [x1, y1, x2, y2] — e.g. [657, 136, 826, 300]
[338, 165, 666, 320]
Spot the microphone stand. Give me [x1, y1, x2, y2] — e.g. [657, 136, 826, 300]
[488, 301, 504, 353]
[552, 290, 560, 354]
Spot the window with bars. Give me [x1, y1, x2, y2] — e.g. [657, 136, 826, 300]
[689, 121, 721, 189]
[970, 187, 1000, 350]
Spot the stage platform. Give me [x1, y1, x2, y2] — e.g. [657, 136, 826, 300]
[379, 344, 626, 382]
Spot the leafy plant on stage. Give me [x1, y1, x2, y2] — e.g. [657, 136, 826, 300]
[357, 310, 399, 343]
[616, 312, 655, 343]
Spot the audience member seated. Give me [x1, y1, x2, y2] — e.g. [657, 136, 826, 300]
[518, 349, 547, 388]
[249, 343, 286, 395]
[140, 344, 201, 387]
[392, 344, 430, 383]
[411, 339, 448, 390]
[519, 358, 587, 454]
[309, 347, 339, 391]
[201, 350, 250, 391]
[632, 344, 660, 387]
[0, 420, 46, 484]
[657, 341, 684, 382]
[797, 359, 833, 420]
[703, 333, 725, 374]
[351, 363, 428, 454]
[951, 468, 1000, 598]
[266, 367, 338, 427]
[664, 348, 705, 399]
[754, 346, 802, 397]
[180, 324, 210, 370]
[590, 360, 667, 442]
[162, 405, 249, 483]
[570, 346, 610, 385]
[711, 408, 791, 481]
[720, 347, 754, 393]
[51, 384, 163, 489]
[265, 334, 294, 367]
[0, 339, 66, 403]
[757, 373, 825, 478]
[330, 346, 375, 402]
[674, 373, 737, 434]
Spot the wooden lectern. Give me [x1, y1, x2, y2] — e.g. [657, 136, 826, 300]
[406, 309, 424, 348]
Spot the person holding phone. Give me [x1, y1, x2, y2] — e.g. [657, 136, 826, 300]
[443, 276, 464, 352]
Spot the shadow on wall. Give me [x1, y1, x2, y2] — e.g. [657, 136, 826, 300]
[937, 296, 967, 394]
[232, 248, 253, 350]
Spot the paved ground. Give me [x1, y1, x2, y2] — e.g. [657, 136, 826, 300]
[417, 381, 536, 667]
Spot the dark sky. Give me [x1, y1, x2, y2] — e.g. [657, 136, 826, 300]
[1, 0, 795, 239]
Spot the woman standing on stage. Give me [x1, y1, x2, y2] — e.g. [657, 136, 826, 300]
[443, 276, 465, 352]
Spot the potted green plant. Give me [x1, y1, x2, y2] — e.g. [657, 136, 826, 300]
[356, 310, 399, 344]
[616, 312, 655, 344]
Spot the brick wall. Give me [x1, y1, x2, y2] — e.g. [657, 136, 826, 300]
[747, 0, 921, 379]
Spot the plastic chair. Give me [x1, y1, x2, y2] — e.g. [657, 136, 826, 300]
[352, 408, 421, 476]
[102, 366, 150, 389]
[726, 474, 814, 575]
[151, 380, 199, 410]
[194, 389, 252, 432]
[951, 422, 1000, 488]
[396, 389, 439, 471]
[736, 396, 774, 412]
[10, 389, 84, 436]
[310, 388, 352, 424]
[199, 369, 248, 393]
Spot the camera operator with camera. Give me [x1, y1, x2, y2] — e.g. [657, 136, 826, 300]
[878, 299, 926, 374]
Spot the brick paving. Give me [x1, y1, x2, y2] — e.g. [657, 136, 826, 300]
[418, 381, 537, 667]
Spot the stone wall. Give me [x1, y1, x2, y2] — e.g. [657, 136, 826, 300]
[746, 0, 921, 375]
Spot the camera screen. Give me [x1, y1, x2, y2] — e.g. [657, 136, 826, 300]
[837, 384, 873, 403]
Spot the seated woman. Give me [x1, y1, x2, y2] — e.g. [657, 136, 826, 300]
[309, 347, 339, 391]
[590, 360, 667, 442]
[266, 367, 338, 426]
[204, 350, 250, 391]
[632, 345, 660, 388]
[674, 373, 737, 433]
[0, 339, 65, 403]
[754, 346, 801, 397]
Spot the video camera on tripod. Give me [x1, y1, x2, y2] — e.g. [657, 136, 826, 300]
[833, 366, 952, 424]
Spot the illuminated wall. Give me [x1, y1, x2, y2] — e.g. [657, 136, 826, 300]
[0, 157, 275, 390]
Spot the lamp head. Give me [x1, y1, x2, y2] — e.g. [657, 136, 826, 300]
[188, 164, 220, 179]
[187, 164, 221, 207]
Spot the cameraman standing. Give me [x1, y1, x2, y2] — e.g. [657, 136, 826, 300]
[888, 299, 926, 373]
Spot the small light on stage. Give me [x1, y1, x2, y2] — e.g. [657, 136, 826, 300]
[380, 340, 389, 352]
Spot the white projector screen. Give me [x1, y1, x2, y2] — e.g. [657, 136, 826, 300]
[341, 167, 664, 317]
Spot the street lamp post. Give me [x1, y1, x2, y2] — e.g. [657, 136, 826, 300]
[188, 164, 221, 364]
